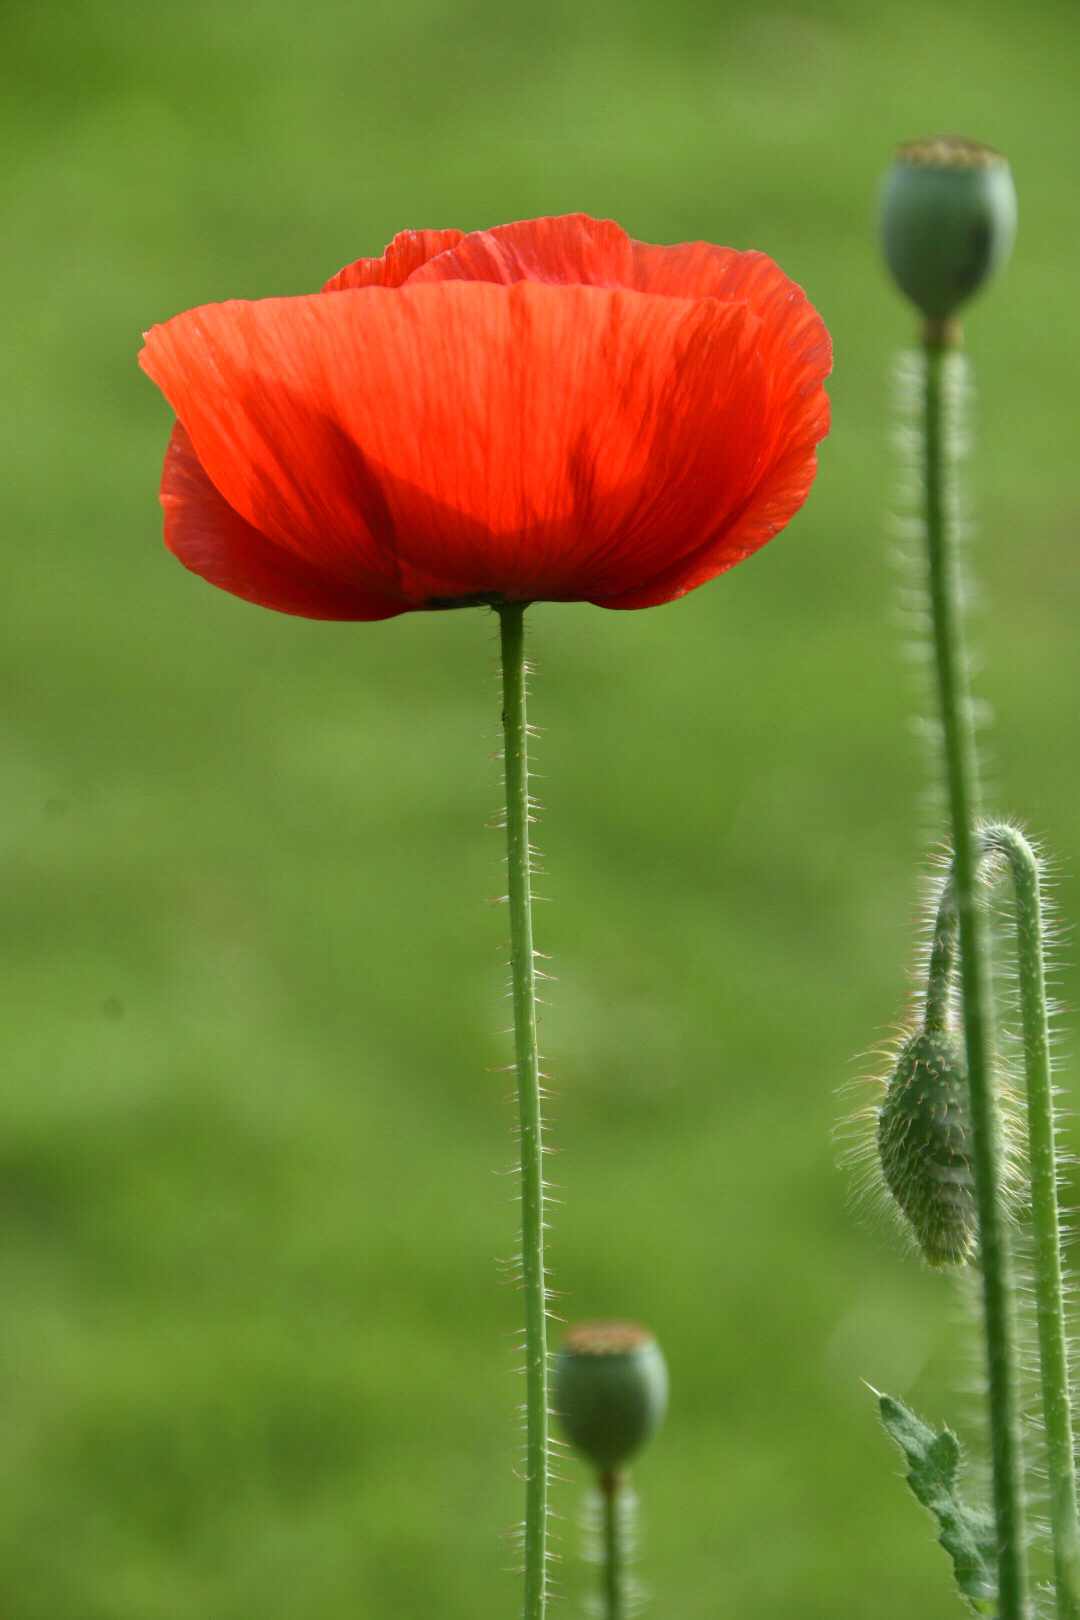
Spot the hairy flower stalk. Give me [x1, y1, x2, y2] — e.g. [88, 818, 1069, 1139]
[498, 602, 550, 1620]
[982, 825, 1080, 1620]
[921, 329, 1028, 1619]
[599, 1472, 630, 1620]
[912, 832, 1080, 1617]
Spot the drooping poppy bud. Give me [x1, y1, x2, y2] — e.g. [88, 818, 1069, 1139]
[554, 1320, 669, 1473]
[877, 1027, 976, 1266]
[880, 136, 1017, 326]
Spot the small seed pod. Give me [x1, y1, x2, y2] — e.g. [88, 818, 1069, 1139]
[554, 1320, 669, 1472]
[880, 136, 1017, 323]
[877, 1027, 976, 1265]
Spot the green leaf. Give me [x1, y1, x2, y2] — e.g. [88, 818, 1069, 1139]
[879, 1394, 998, 1614]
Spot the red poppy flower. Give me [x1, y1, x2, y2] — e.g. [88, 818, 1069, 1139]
[139, 214, 831, 620]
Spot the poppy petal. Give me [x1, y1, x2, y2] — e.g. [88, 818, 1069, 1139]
[160, 421, 405, 620]
[589, 435, 825, 609]
[412, 216, 829, 453]
[408, 215, 827, 377]
[629, 238, 832, 461]
[140, 280, 780, 609]
[595, 244, 832, 607]
[408, 218, 831, 603]
[408, 214, 636, 290]
[322, 229, 465, 293]
[592, 317, 829, 602]
[417, 219, 830, 440]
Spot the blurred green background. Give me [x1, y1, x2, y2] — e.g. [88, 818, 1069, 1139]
[3, 1, 1079, 1615]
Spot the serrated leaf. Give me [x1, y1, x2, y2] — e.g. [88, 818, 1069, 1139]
[879, 1393, 998, 1614]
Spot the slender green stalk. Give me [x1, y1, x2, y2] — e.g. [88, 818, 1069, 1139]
[599, 1472, 626, 1620]
[984, 823, 1080, 1620]
[497, 601, 549, 1620]
[921, 334, 1029, 1618]
[924, 876, 959, 1034]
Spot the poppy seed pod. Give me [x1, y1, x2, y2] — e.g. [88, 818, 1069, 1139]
[554, 1321, 669, 1473]
[877, 1027, 976, 1266]
[881, 136, 1017, 323]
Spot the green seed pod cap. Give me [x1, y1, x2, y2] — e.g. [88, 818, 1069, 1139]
[554, 1321, 669, 1472]
[881, 136, 1017, 321]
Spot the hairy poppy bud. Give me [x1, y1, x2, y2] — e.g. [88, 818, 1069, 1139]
[554, 1321, 669, 1472]
[877, 1027, 976, 1266]
[881, 136, 1017, 324]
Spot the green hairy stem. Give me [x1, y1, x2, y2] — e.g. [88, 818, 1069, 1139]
[923, 879, 959, 1035]
[599, 1473, 627, 1620]
[921, 336, 1029, 1618]
[982, 824, 1080, 1620]
[497, 602, 550, 1620]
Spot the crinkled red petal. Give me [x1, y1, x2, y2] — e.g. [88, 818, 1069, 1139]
[321, 229, 465, 293]
[408, 215, 832, 603]
[407, 214, 637, 291]
[160, 420, 405, 620]
[140, 279, 780, 609]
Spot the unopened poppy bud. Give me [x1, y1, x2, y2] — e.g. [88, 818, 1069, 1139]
[880, 136, 1017, 325]
[554, 1320, 668, 1472]
[877, 1027, 976, 1266]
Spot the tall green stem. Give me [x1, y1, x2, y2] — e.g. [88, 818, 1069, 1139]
[984, 823, 1080, 1620]
[921, 335, 1028, 1618]
[599, 1472, 626, 1620]
[497, 601, 549, 1620]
